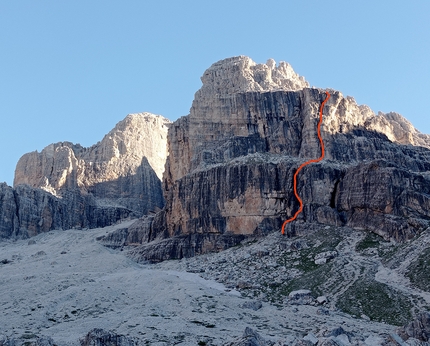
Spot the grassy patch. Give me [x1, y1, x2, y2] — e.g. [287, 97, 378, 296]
[356, 232, 383, 252]
[282, 263, 334, 297]
[406, 247, 430, 292]
[261, 262, 334, 303]
[337, 278, 412, 326]
[266, 228, 343, 302]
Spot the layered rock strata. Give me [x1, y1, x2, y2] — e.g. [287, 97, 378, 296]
[1, 113, 170, 239]
[122, 56, 430, 262]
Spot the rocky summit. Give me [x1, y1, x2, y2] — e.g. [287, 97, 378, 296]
[1, 56, 430, 345]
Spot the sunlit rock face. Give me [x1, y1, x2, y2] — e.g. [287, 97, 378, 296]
[1, 113, 170, 239]
[129, 56, 430, 262]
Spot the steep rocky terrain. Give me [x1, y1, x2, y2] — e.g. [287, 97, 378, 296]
[119, 56, 430, 262]
[0, 113, 170, 240]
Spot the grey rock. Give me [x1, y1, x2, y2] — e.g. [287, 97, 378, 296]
[317, 307, 330, 315]
[127, 232, 246, 263]
[317, 296, 328, 304]
[315, 251, 338, 264]
[241, 300, 263, 311]
[237, 280, 253, 289]
[397, 312, 430, 341]
[328, 327, 347, 337]
[292, 340, 315, 346]
[80, 328, 137, 346]
[31, 251, 46, 257]
[0, 335, 54, 346]
[334, 334, 351, 346]
[32, 337, 55, 346]
[288, 289, 313, 305]
[303, 333, 318, 345]
[364, 335, 385, 346]
[389, 333, 408, 346]
[319, 338, 338, 346]
[227, 327, 269, 346]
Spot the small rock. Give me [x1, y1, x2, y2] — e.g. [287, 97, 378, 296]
[1, 259, 11, 264]
[28, 239, 36, 245]
[236, 280, 252, 289]
[288, 289, 313, 305]
[361, 314, 371, 321]
[389, 333, 407, 346]
[397, 312, 430, 342]
[227, 327, 268, 346]
[328, 327, 346, 337]
[80, 328, 137, 346]
[303, 333, 318, 345]
[291, 240, 308, 251]
[32, 251, 47, 257]
[314, 251, 338, 265]
[319, 338, 338, 346]
[315, 258, 327, 265]
[317, 307, 330, 315]
[317, 296, 327, 304]
[335, 334, 351, 346]
[240, 301, 263, 311]
[364, 335, 385, 346]
[34, 336, 55, 346]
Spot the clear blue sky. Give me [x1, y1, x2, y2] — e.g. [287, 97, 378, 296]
[1, 1, 429, 186]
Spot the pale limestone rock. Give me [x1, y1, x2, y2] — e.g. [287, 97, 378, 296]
[323, 95, 430, 149]
[197, 56, 309, 99]
[13, 112, 170, 216]
[317, 296, 328, 304]
[303, 333, 319, 345]
[14, 112, 170, 193]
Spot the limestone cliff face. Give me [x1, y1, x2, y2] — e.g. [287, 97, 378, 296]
[125, 56, 430, 262]
[1, 113, 170, 240]
[14, 113, 170, 214]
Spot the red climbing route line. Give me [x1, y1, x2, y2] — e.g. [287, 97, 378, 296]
[281, 91, 331, 235]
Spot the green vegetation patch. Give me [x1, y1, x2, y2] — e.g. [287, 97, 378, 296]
[406, 247, 430, 292]
[266, 228, 345, 302]
[282, 263, 334, 298]
[261, 262, 334, 304]
[337, 278, 412, 326]
[356, 232, 383, 252]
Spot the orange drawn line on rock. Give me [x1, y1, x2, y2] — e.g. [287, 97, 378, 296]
[281, 91, 331, 235]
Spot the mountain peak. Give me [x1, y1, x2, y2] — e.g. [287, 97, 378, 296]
[196, 56, 309, 99]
